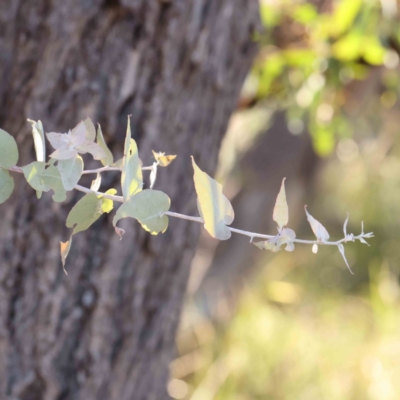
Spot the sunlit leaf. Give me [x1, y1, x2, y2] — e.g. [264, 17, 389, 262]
[96, 124, 114, 166]
[100, 188, 117, 213]
[150, 162, 157, 189]
[0, 129, 18, 169]
[113, 189, 170, 235]
[66, 193, 102, 235]
[0, 168, 14, 204]
[60, 239, 72, 275]
[305, 206, 330, 242]
[192, 157, 234, 240]
[48, 121, 105, 161]
[27, 119, 45, 162]
[273, 178, 288, 230]
[121, 117, 142, 200]
[58, 156, 84, 191]
[152, 150, 177, 167]
[330, 0, 362, 37]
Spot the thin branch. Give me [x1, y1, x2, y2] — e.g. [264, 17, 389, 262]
[8, 165, 374, 249]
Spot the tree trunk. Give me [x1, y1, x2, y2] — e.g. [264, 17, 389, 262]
[0, 1, 259, 399]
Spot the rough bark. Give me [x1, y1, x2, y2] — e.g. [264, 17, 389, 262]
[0, 1, 259, 399]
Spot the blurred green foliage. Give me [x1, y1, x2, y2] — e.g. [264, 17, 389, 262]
[245, 0, 400, 156]
[169, 1, 400, 399]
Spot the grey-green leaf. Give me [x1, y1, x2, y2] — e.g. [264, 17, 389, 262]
[121, 118, 142, 200]
[0, 129, 18, 169]
[192, 157, 234, 240]
[66, 193, 103, 235]
[96, 124, 114, 166]
[0, 168, 14, 204]
[21, 161, 49, 191]
[57, 156, 84, 191]
[113, 189, 170, 235]
[41, 164, 67, 202]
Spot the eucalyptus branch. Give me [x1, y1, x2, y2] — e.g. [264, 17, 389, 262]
[0, 117, 373, 274]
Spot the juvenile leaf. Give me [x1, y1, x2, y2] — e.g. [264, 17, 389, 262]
[273, 178, 288, 230]
[66, 193, 102, 234]
[90, 173, 102, 191]
[253, 228, 296, 253]
[96, 124, 114, 166]
[0, 168, 14, 204]
[47, 121, 105, 161]
[305, 206, 330, 242]
[192, 157, 234, 240]
[60, 239, 72, 275]
[338, 243, 354, 274]
[41, 165, 67, 202]
[152, 150, 177, 167]
[121, 118, 142, 200]
[21, 161, 49, 192]
[113, 189, 170, 235]
[27, 119, 46, 162]
[58, 156, 84, 191]
[0, 129, 19, 168]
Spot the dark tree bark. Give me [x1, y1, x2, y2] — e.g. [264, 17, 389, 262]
[0, 1, 259, 399]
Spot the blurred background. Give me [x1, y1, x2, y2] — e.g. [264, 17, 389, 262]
[168, 0, 400, 399]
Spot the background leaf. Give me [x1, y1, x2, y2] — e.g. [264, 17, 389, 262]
[113, 189, 170, 235]
[0, 129, 18, 169]
[273, 178, 288, 230]
[192, 157, 234, 240]
[0, 168, 14, 204]
[57, 156, 84, 191]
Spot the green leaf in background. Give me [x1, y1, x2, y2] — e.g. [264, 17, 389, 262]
[332, 32, 362, 61]
[329, 0, 362, 38]
[0, 168, 14, 204]
[57, 156, 84, 191]
[121, 117, 142, 201]
[273, 178, 288, 231]
[66, 193, 102, 235]
[41, 164, 67, 202]
[192, 157, 234, 240]
[113, 189, 170, 235]
[0, 129, 18, 169]
[96, 124, 114, 166]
